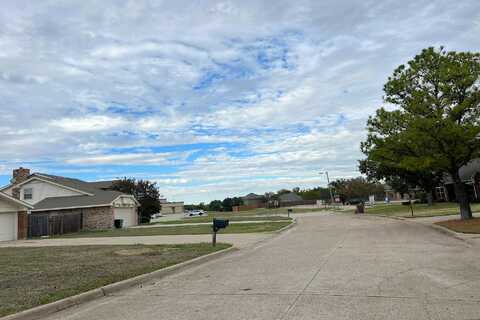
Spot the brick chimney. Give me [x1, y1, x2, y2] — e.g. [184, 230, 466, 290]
[11, 167, 30, 199]
[11, 167, 30, 185]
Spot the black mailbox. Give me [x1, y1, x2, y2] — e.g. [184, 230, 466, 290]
[213, 218, 229, 232]
[212, 218, 229, 247]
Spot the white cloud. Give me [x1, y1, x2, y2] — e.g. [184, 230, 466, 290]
[50, 115, 127, 132]
[65, 151, 189, 165]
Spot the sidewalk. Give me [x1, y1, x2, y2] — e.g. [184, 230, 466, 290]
[0, 233, 271, 249]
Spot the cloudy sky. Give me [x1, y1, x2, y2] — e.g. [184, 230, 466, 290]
[0, 1, 479, 203]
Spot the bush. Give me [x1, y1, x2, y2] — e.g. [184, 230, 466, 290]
[418, 192, 429, 204]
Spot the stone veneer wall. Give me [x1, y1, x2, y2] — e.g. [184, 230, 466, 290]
[81, 206, 114, 230]
[33, 206, 114, 231]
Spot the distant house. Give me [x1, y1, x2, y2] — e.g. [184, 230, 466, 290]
[384, 160, 480, 202]
[278, 192, 303, 206]
[435, 159, 480, 202]
[0, 167, 139, 239]
[159, 197, 184, 214]
[241, 193, 265, 207]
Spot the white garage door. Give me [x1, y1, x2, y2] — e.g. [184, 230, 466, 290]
[114, 208, 136, 228]
[0, 212, 16, 241]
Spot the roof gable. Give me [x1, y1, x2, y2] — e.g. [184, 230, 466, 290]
[31, 191, 130, 211]
[5, 175, 94, 196]
[0, 192, 34, 209]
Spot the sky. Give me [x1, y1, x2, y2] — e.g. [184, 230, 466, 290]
[0, 0, 479, 203]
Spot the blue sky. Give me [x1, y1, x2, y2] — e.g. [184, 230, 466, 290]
[0, 0, 479, 203]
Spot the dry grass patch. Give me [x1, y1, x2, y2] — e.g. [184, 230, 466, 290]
[0, 243, 230, 317]
[436, 218, 480, 234]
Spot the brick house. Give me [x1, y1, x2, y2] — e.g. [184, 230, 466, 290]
[383, 160, 480, 203]
[241, 193, 265, 207]
[0, 168, 139, 237]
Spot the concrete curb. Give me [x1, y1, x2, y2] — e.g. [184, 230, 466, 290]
[1, 246, 237, 320]
[244, 219, 297, 250]
[373, 213, 474, 246]
[428, 223, 473, 245]
[273, 218, 297, 234]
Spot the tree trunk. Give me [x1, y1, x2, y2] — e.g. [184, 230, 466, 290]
[427, 191, 433, 206]
[453, 175, 473, 220]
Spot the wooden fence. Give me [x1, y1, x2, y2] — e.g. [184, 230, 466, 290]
[28, 213, 82, 238]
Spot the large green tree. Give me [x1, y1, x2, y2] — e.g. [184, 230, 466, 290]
[112, 178, 161, 223]
[330, 177, 385, 204]
[362, 47, 480, 219]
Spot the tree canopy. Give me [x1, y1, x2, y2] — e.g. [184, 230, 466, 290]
[112, 178, 161, 223]
[330, 177, 385, 204]
[361, 47, 480, 219]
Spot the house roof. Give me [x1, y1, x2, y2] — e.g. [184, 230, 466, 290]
[32, 191, 126, 211]
[242, 193, 264, 200]
[86, 180, 116, 190]
[278, 192, 303, 202]
[443, 159, 480, 184]
[34, 174, 110, 194]
[0, 191, 34, 209]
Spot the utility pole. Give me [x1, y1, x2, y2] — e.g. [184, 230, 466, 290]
[319, 171, 335, 206]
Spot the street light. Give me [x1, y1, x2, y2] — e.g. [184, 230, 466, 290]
[319, 171, 335, 206]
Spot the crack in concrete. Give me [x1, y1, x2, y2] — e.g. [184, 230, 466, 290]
[276, 228, 350, 320]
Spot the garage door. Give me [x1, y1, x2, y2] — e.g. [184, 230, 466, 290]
[0, 212, 16, 241]
[114, 208, 136, 228]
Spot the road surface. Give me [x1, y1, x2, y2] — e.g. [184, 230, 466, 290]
[43, 213, 480, 320]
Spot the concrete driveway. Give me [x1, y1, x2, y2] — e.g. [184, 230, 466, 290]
[43, 213, 480, 320]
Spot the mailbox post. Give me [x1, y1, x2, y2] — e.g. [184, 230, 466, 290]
[212, 218, 229, 247]
[287, 208, 292, 218]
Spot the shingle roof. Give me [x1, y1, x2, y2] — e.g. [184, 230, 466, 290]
[32, 191, 124, 211]
[242, 193, 264, 200]
[84, 180, 116, 190]
[27, 174, 131, 211]
[34, 174, 101, 194]
[0, 191, 34, 209]
[443, 159, 480, 184]
[278, 193, 303, 202]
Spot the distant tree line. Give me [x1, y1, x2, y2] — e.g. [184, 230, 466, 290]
[185, 178, 386, 210]
[185, 197, 244, 212]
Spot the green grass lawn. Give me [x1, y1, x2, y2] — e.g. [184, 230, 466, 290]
[154, 215, 292, 225]
[206, 207, 325, 217]
[57, 221, 292, 238]
[358, 202, 480, 218]
[0, 243, 230, 317]
[436, 218, 480, 234]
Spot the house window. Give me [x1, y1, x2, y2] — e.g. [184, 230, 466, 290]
[23, 188, 33, 200]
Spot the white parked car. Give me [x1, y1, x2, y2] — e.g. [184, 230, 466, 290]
[185, 210, 207, 217]
[152, 213, 163, 219]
